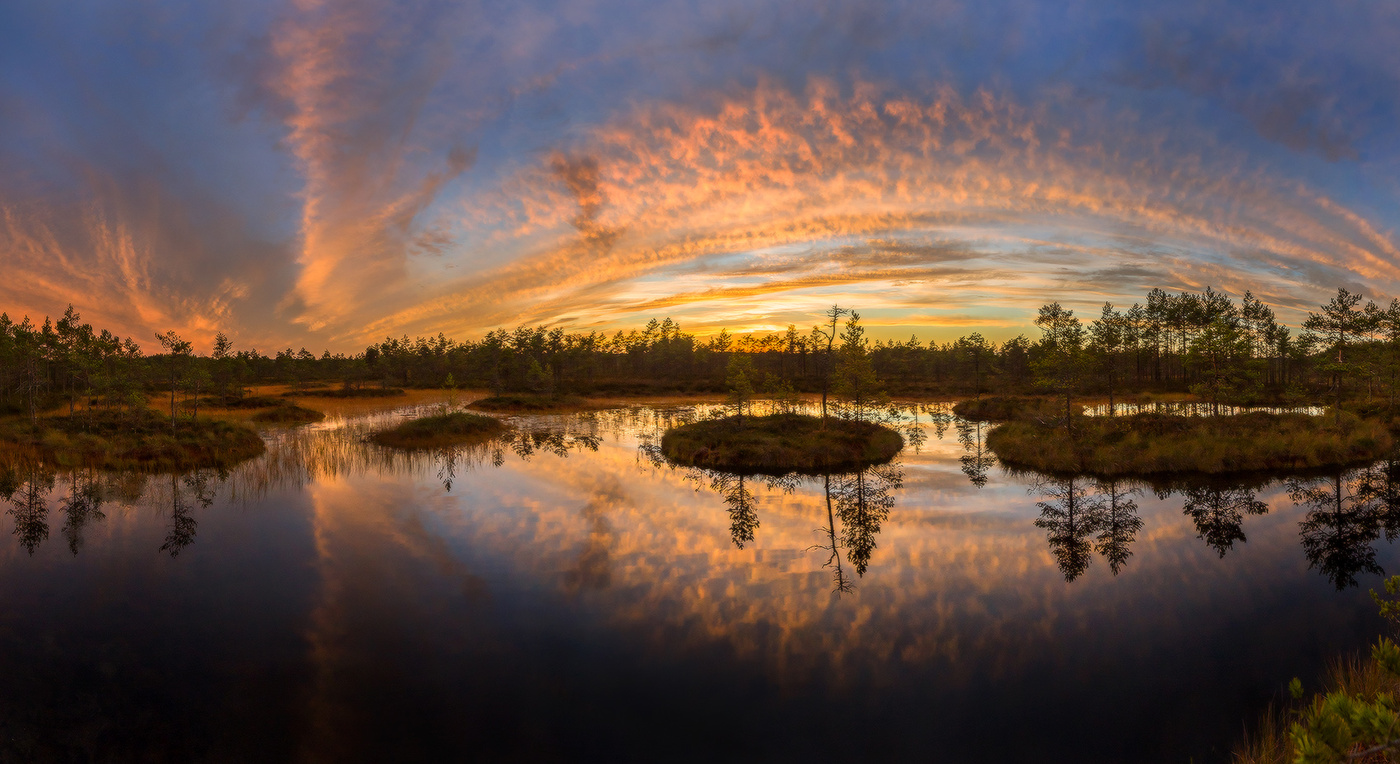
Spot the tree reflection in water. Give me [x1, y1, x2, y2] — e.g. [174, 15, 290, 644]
[1095, 480, 1142, 575]
[4, 463, 53, 555]
[1182, 484, 1269, 558]
[956, 419, 994, 488]
[59, 470, 105, 555]
[0, 419, 604, 557]
[1031, 475, 1104, 582]
[668, 459, 905, 594]
[709, 473, 759, 549]
[832, 463, 903, 576]
[1289, 472, 1384, 590]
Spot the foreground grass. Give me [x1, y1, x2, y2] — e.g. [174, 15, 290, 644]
[468, 393, 592, 412]
[369, 411, 510, 449]
[988, 412, 1392, 477]
[660, 413, 904, 475]
[249, 403, 325, 425]
[0, 409, 265, 471]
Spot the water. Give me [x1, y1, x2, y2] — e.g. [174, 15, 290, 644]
[0, 401, 1395, 762]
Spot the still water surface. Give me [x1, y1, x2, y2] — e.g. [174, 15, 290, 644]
[1, 402, 1396, 762]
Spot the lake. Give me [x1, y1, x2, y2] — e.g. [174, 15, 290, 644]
[1, 400, 1394, 762]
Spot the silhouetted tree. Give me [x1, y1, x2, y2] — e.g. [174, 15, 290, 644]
[1290, 473, 1383, 590]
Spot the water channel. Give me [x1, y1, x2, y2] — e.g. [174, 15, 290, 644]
[1, 400, 1395, 762]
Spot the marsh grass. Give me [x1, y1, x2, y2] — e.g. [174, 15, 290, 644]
[369, 412, 510, 449]
[988, 411, 1392, 477]
[660, 413, 904, 475]
[0, 409, 265, 471]
[249, 403, 326, 425]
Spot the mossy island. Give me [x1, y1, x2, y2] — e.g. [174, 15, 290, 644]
[468, 393, 592, 413]
[988, 411, 1392, 478]
[952, 395, 1085, 422]
[660, 413, 904, 475]
[369, 411, 511, 449]
[0, 409, 265, 471]
[250, 403, 326, 425]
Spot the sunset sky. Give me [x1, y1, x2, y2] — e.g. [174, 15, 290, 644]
[2, 1, 1398, 353]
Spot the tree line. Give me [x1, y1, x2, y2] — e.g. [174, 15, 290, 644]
[2, 286, 1396, 421]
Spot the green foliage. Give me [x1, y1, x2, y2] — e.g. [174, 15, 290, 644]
[1373, 575, 1400, 629]
[1290, 687, 1400, 763]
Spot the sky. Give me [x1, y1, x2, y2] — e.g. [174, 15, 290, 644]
[1, 0, 1398, 353]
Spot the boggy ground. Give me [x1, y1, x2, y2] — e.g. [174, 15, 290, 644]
[988, 411, 1392, 477]
[369, 411, 511, 449]
[660, 412, 904, 475]
[0, 409, 265, 471]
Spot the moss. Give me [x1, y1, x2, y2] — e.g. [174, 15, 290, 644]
[952, 396, 1085, 422]
[468, 394, 592, 412]
[660, 413, 904, 475]
[988, 411, 1392, 477]
[0, 409, 265, 471]
[369, 412, 510, 449]
[250, 403, 325, 424]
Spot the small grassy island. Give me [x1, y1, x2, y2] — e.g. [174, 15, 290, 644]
[249, 403, 326, 425]
[660, 413, 904, 475]
[369, 411, 511, 449]
[0, 410, 265, 471]
[952, 395, 1084, 422]
[468, 393, 591, 413]
[988, 411, 1392, 477]
[286, 387, 406, 399]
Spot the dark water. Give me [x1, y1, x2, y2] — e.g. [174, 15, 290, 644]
[1, 402, 1396, 763]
